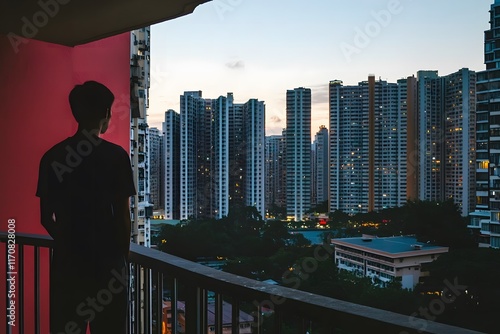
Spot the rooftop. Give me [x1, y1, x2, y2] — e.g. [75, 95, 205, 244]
[332, 236, 448, 256]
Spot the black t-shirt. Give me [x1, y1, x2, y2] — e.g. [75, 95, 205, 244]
[36, 131, 136, 273]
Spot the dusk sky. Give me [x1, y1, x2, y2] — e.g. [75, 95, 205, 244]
[147, 0, 492, 137]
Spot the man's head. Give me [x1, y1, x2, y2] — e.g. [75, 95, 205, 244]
[69, 81, 114, 134]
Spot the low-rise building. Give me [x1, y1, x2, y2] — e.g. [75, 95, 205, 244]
[332, 236, 448, 290]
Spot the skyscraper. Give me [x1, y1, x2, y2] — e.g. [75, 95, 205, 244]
[265, 134, 286, 215]
[329, 77, 408, 214]
[130, 27, 152, 247]
[180, 91, 211, 220]
[244, 99, 266, 219]
[228, 94, 245, 209]
[149, 127, 163, 211]
[163, 110, 180, 220]
[470, 0, 500, 248]
[286, 87, 311, 221]
[417, 69, 476, 216]
[314, 125, 329, 207]
[212, 95, 230, 219]
[177, 92, 265, 220]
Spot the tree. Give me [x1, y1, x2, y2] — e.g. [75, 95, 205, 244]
[402, 200, 476, 249]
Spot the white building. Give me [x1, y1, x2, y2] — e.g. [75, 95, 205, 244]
[243, 99, 266, 219]
[212, 95, 230, 219]
[286, 87, 312, 221]
[149, 127, 163, 211]
[333, 236, 449, 290]
[163, 110, 180, 220]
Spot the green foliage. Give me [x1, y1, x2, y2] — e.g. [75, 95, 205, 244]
[329, 200, 476, 249]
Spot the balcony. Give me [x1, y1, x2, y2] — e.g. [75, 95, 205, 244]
[1, 232, 483, 334]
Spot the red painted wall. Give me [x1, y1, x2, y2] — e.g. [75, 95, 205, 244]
[0, 32, 130, 334]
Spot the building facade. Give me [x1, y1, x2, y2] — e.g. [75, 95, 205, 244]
[243, 99, 266, 219]
[212, 95, 230, 219]
[333, 236, 448, 290]
[314, 125, 329, 207]
[265, 134, 286, 216]
[329, 77, 408, 214]
[130, 27, 153, 247]
[470, 0, 500, 248]
[177, 92, 265, 220]
[286, 87, 312, 221]
[163, 110, 180, 220]
[179, 91, 212, 220]
[149, 127, 163, 211]
[417, 69, 476, 216]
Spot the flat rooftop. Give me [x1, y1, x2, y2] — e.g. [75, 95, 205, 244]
[332, 236, 448, 256]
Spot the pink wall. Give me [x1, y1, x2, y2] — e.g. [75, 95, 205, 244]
[0, 32, 131, 334]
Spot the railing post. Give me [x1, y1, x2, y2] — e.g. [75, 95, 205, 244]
[274, 309, 282, 334]
[134, 263, 140, 334]
[18, 245, 25, 334]
[155, 271, 163, 334]
[185, 285, 202, 334]
[34, 246, 40, 334]
[231, 298, 239, 334]
[171, 278, 178, 334]
[144, 268, 151, 334]
[215, 293, 222, 334]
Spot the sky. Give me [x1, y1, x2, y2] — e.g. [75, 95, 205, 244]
[147, 0, 493, 137]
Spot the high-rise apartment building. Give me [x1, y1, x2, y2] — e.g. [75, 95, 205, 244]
[417, 69, 476, 216]
[228, 94, 245, 209]
[243, 99, 266, 219]
[329, 77, 409, 214]
[179, 91, 212, 220]
[286, 87, 312, 221]
[212, 95, 230, 219]
[314, 126, 329, 206]
[265, 134, 286, 215]
[176, 92, 265, 220]
[149, 127, 163, 211]
[163, 110, 180, 220]
[470, 0, 500, 248]
[130, 27, 152, 247]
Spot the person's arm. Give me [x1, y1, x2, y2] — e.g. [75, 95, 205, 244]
[40, 197, 59, 240]
[114, 196, 132, 259]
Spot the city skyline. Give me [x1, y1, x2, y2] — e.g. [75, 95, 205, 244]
[147, 0, 492, 137]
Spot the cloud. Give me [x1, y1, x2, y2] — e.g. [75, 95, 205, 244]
[225, 60, 245, 69]
[270, 115, 282, 123]
[310, 83, 329, 104]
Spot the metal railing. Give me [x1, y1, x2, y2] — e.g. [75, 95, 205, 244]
[1, 232, 485, 334]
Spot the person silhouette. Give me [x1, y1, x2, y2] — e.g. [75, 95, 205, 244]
[36, 81, 136, 333]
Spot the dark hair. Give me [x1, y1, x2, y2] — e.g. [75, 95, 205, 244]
[69, 81, 114, 124]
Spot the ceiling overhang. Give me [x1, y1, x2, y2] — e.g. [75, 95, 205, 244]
[0, 0, 211, 46]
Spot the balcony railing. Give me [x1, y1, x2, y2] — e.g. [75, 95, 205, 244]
[1, 232, 484, 334]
